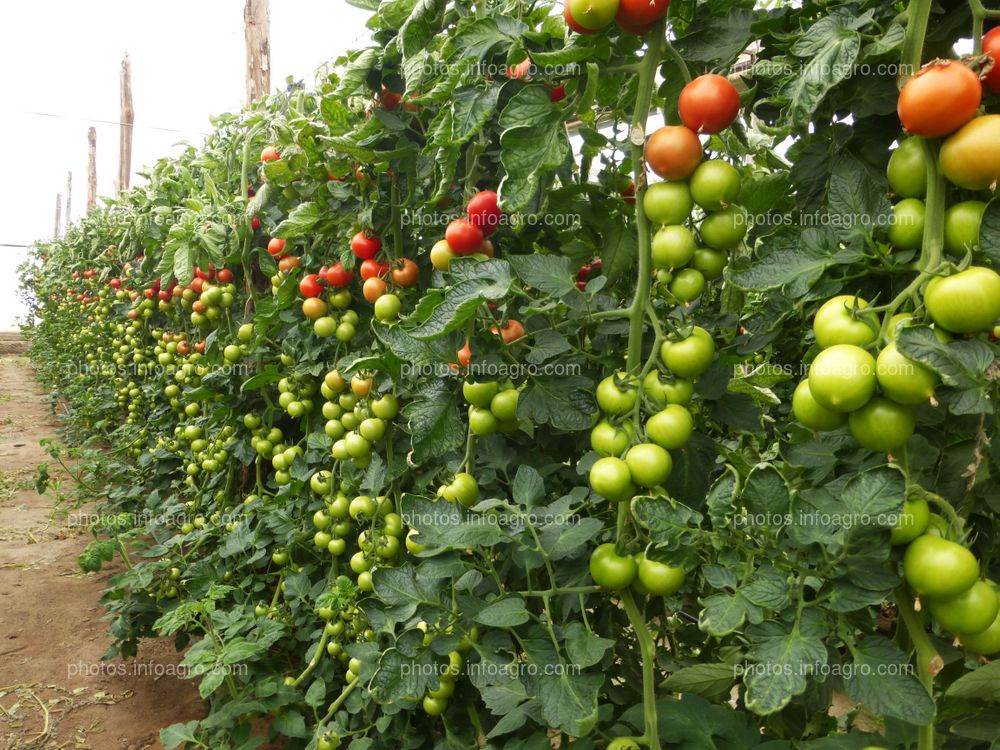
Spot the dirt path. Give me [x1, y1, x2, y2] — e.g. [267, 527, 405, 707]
[0, 354, 203, 749]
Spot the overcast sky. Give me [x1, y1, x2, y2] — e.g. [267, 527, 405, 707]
[0, 0, 373, 329]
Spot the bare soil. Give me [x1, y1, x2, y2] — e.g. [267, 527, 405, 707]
[0, 354, 203, 749]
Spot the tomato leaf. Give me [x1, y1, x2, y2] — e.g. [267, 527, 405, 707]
[947, 661, 1000, 702]
[844, 637, 935, 724]
[660, 663, 736, 702]
[744, 609, 828, 715]
[401, 380, 465, 461]
[474, 596, 530, 627]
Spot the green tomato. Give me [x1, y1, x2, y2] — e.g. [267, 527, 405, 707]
[807, 344, 876, 413]
[310, 470, 333, 495]
[344, 432, 371, 459]
[314, 316, 338, 337]
[699, 206, 747, 250]
[887, 137, 927, 198]
[670, 268, 705, 303]
[651, 225, 697, 269]
[590, 419, 633, 457]
[469, 406, 499, 436]
[889, 496, 930, 546]
[792, 379, 846, 432]
[596, 373, 638, 415]
[271, 550, 289, 566]
[463, 380, 499, 407]
[335, 322, 356, 341]
[643, 181, 693, 226]
[636, 555, 685, 596]
[590, 543, 638, 590]
[327, 538, 346, 556]
[643, 371, 694, 407]
[876, 342, 937, 405]
[959, 608, 1000, 655]
[371, 393, 399, 420]
[624, 443, 672, 487]
[607, 740, 641, 750]
[813, 295, 879, 349]
[443, 472, 479, 508]
[928, 580, 999, 636]
[660, 327, 714, 380]
[645, 405, 693, 450]
[924, 266, 1000, 333]
[589, 457, 635, 502]
[903, 535, 980, 598]
[374, 293, 401, 321]
[349, 495, 377, 521]
[490, 389, 519, 421]
[848, 397, 915, 453]
[887, 198, 925, 250]
[405, 528, 426, 553]
[689, 160, 741, 211]
[691, 248, 727, 280]
[943, 200, 986, 255]
[422, 695, 448, 716]
[359, 417, 386, 442]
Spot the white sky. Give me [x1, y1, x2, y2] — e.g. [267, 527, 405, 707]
[0, 1, 372, 329]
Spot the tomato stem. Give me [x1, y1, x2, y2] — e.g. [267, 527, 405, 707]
[900, 0, 933, 83]
[893, 585, 941, 750]
[621, 590, 660, 750]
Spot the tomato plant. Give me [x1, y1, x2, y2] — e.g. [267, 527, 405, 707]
[20, 2, 1000, 750]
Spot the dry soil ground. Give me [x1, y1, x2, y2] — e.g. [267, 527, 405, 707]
[0, 350, 203, 750]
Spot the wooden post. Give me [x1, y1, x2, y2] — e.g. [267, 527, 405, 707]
[119, 54, 134, 194]
[66, 172, 72, 226]
[87, 127, 97, 212]
[244, 0, 270, 104]
[54, 194, 62, 239]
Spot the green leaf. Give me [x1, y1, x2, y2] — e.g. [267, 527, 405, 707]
[372, 564, 444, 620]
[844, 637, 935, 724]
[947, 660, 1000, 701]
[840, 466, 906, 519]
[784, 16, 862, 129]
[897, 326, 994, 414]
[507, 254, 576, 297]
[274, 201, 323, 240]
[699, 593, 758, 637]
[518, 375, 594, 431]
[498, 85, 561, 130]
[731, 227, 855, 297]
[631, 496, 704, 550]
[536, 671, 601, 738]
[661, 663, 736, 701]
[744, 609, 828, 715]
[979, 199, 1000, 267]
[304, 677, 327, 708]
[160, 722, 201, 750]
[742, 464, 790, 518]
[402, 381, 465, 463]
[370, 648, 437, 703]
[334, 48, 379, 99]
[600, 221, 637, 285]
[474, 596, 530, 627]
[674, 8, 755, 67]
[450, 17, 520, 61]
[512, 465, 545, 506]
[451, 86, 501, 145]
[827, 154, 891, 239]
[399, 0, 440, 58]
[401, 495, 510, 549]
[563, 622, 613, 668]
[499, 124, 570, 213]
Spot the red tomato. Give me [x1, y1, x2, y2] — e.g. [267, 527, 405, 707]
[217, 268, 234, 283]
[549, 84, 566, 102]
[678, 74, 741, 134]
[564, 2, 595, 34]
[158, 290, 171, 301]
[616, 0, 669, 33]
[360, 258, 390, 281]
[251, 216, 261, 231]
[983, 27, 1000, 94]
[391, 258, 419, 288]
[190, 277, 204, 293]
[898, 61, 982, 137]
[351, 231, 382, 260]
[492, 319, 525, 344]
[457, 340, 472, 367]
[109, 278, 122, 289]
[261, 146, 280, 162]
[267, 238, 286, 256]
[380, 85, 401, 111]
[325, 262, 354, 288]
[466, 191, 503, 236]
[445, 219, 485, 255]
[644, 126, 702, 180]
[299, 274, 324, 298]
[278, 256, 301, 272]
[362, 276, 388, 303]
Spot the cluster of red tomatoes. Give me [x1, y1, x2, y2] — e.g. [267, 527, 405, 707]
[429, 190, 503, 272]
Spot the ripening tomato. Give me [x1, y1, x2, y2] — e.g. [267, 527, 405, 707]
[278, 255, 301, 272]
[985, 27, 1000, 94]
[792, 380, 846, 432]
[325, 262, 354, 288]
[456, 340, 472, 368]
[563, 1, 594, 33]
[548, 84, 566, 102]
[508, 58, 531, 79]
[903, 535, 980, 599]
[813, 295, 879, 349]
[566, 0, 620, 32]
[260, 146, 280, 162]
[466, 190, 503, 236]
[299, 274, 324, 298]
[940, 115, 1000, 190]
[886, 138, 927, 198]
[362, 277, 388, 303]
[351, 231, 382, 260]
[445, 218, 484, 255]
[267, 238, 286, 256]
[492, 319, 525, 344]
[898, 61, 982, 137]
[645, 126, 702, 181]
[807, 344, 876, 413]
[924, 266, 1000, 333]
[391, 258, 419, 287]
[216, 268, 234, 283]
[360, 258, 390, 281]
[678, 74, 741, 134]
